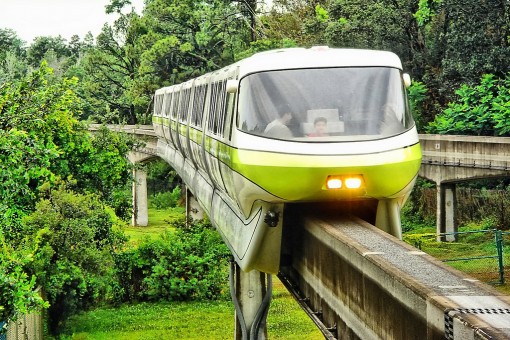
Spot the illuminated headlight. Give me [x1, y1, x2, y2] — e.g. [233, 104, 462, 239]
[326, 177, 342, 189]
[345, 177, 362, 189]
[326, 175, 363, 190]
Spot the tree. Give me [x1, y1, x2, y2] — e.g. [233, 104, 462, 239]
[0, 51, 29, 85]
[26, 36, 71, 67]
[415, 0, 510, 122]
[0, 29, 28, 82]
[439, 0, 509, 86]
[260, 0, 317, 47]
[0, 63, 134, 232]
[0, 64, 80, 220]
[138, 0, 244, 83]
[0, 28, 25, 58]
[81, 13, 146, 124]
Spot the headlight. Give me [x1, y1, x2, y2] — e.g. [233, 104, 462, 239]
[326, 177, 342, 189]
[345, 177, 362, 189]
[326, 175, 363, 190]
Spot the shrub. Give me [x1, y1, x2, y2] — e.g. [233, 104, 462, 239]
[0, 232, 48, 326]
[114, 218, 230, 303]
[151, 186, 182, 209]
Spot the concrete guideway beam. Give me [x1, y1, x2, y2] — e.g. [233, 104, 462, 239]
[419, 135, 510, 241]
[280, 209, 510, 339]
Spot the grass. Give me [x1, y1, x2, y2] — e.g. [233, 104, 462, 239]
[61, 278, 322, 340]
[123, 206, 184, 245]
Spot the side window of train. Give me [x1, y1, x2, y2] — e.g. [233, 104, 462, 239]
[226, 89, 236, 140]
[191, 84, 207, 128]
[179, 88, 191, 123]
[163, 93, 170, 116]
[171, 89, 180, 121]
[208, 82, 218, 134]
[217, 80, 227, 136]
[208, 80, 228, 137]
[155, 94, 161, 115]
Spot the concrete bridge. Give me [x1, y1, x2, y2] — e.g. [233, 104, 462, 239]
[89, 125, 159, 227]
[96, 125, 510, 338]
[419, 134, 510, 241]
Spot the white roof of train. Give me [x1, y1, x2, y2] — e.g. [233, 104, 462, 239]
[235, 47, 403, 77]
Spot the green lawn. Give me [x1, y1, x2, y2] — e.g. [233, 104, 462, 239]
[123, 206, 185, 245]
[61, 279, 323, 340]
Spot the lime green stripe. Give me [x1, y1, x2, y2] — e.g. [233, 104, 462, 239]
[231, 144, 422, 200]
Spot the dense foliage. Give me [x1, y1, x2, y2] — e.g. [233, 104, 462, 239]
[114, 218, 230, 303]
[403, 179, 510, 231]
[23, 185, 127, 333]
[0, 64, 134, 331]
[428, 73, 510, 136]
[151, 186, 182, 209]
[0, 239, 48, 325]
[2, 1, 509, 132]
[0, 64, 134, 236]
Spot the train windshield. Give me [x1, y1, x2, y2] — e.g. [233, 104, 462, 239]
[237, 67, 414, 141]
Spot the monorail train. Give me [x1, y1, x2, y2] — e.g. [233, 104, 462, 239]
[152, 47, 422, 274]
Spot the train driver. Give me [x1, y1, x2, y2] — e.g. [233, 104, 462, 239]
[264, 104, 294, 138]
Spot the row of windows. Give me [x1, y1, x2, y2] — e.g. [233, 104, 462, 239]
[154, 78, 234, 138]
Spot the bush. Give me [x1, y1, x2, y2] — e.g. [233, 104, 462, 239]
[23, 184, 127, 334]
[114, 218, 230, 303]
[0, 233, 48, 326]
[109, 187, 132, 221]
[151, 186, 182, 209]
[147, 159, 179, 194]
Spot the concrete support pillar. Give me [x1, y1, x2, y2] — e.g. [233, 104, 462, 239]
[230, 261, 271, 340]
[185, 188, 204, 221]
[437, 183, 457, 242]
[132, 167, 148, 226]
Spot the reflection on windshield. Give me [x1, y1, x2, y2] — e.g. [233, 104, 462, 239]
[237, 67, 414, 141]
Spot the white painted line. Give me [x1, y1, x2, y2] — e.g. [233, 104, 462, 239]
[408, 251, 427, 255]
[362, 252, 385, 257]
